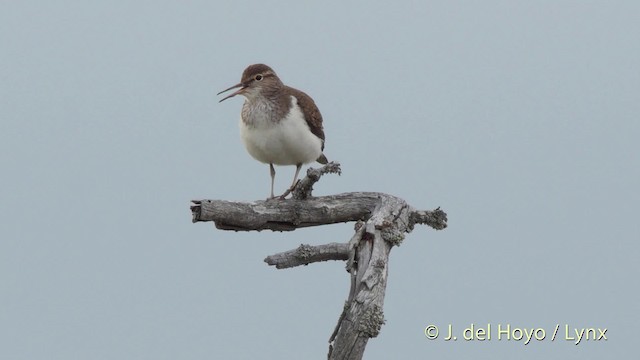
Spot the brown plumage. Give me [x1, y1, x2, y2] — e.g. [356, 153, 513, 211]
[218, 64, 328, 198]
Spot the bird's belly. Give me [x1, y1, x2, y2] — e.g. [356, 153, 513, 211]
[240, 112, 322, 166]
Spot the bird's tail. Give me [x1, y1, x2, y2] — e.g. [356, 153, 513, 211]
[316, 153, 328, 164]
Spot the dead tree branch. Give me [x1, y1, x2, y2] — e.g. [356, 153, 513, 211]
[264, 243, 350, 269]
[190, 163, 447, 360]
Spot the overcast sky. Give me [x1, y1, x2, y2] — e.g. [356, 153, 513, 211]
[1, 1, 638, 359]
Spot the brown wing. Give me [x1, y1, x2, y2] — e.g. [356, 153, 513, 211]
[286, 86, 325, 150]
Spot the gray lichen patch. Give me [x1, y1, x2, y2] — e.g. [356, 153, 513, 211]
[381, 225, 405, 246]
[295, 243, 313, 260]
[358, 305, 385, 338]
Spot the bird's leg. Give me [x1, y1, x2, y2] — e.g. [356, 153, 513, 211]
[269, 163, 276, 199]
[278, 164, 302, 199]
[290, 163, 302, 191]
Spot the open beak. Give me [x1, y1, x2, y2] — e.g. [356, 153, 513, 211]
[217, 82, 245, 102]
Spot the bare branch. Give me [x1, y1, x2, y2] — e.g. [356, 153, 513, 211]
[264, 243, 349, 269]
[191, 166, 448, 360]
[191, 192, 379, 231]
[292, 161, 342, 200]
[328, 205, 400, 360]
[409, 207, 448, 231]
[191, 193, 446, 233]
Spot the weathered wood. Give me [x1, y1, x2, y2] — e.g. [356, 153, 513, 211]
[264, 243, 349, 269]
[191, 193, 379, 231]
[190, 193, 447, 232]
[191, 163, 447, 359]
[328, 196, 412, 360]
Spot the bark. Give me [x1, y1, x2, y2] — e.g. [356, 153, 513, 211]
[190, 163, 447, 359]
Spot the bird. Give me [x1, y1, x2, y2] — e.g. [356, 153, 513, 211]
[217, 64, 328, 199]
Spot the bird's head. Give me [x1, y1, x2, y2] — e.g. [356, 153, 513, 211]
[217, 64, 283, 102]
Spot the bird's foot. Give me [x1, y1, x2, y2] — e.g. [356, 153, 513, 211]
[276, 189, 292, 200]
[266, 193, 289, 200]
[265, 193, 288, 200]
[273, 180, 301, 200]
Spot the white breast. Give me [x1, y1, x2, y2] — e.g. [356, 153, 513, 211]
[240, 96, 323, 166]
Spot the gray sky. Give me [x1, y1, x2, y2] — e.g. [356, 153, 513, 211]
[1, 1, 638, 358]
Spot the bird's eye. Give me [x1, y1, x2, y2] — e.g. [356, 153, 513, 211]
[255, 74, 263, 81]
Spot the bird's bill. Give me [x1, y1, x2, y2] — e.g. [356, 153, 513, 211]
[217, 82, 245, 102]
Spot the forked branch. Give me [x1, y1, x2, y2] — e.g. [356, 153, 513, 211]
[190, 163, 447, 360]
